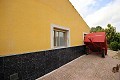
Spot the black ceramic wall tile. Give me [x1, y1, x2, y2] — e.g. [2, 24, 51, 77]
[3, 55, 22, 80]
[2, 45, 86, 80]
[0, 57, 4, 80]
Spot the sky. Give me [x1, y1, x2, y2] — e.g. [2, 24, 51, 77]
[69, 0, 120, 32]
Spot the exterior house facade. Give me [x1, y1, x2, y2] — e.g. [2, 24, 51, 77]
[0, 0, 90, 80]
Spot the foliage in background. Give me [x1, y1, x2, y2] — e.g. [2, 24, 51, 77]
[118, 43, 120, 50]
[110, 41, 118, 51]
[90, 26, 104, 32]
[90, 24, 120, 51]
[105, 24, 116, 44]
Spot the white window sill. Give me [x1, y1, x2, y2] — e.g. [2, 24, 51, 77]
[53, 46, 68, 50]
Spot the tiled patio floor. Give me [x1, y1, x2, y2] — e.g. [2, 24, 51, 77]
[36, 52, 120, 80]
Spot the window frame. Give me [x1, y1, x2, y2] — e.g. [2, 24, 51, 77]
[54, 29, 66, 47]
[51, 24, 70, 49]
[83, 32, 88, 44]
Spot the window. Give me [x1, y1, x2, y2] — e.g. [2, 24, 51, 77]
[83, 32, 88, 44]
[53, 28, 67, 47]
[51, 24, 70, 48]
[84, 34, 87, 39]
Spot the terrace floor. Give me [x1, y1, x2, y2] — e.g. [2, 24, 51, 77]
[37, 50, 120, 80]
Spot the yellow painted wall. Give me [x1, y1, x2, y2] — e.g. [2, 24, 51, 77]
[0, 0, 90, 56]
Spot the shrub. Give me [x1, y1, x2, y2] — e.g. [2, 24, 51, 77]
[118, 43, 120, 50]
[110, 41, 118, 51]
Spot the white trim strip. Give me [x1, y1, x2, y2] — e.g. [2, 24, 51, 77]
[0, 45, 84, 57]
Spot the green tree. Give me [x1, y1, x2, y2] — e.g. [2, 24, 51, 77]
[105, 24, 116, 44]
[90, 26, 104, 32]
[110, 41, 118, 51]
[113, 32, 120, 43]
[90, 27, 96, 32]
